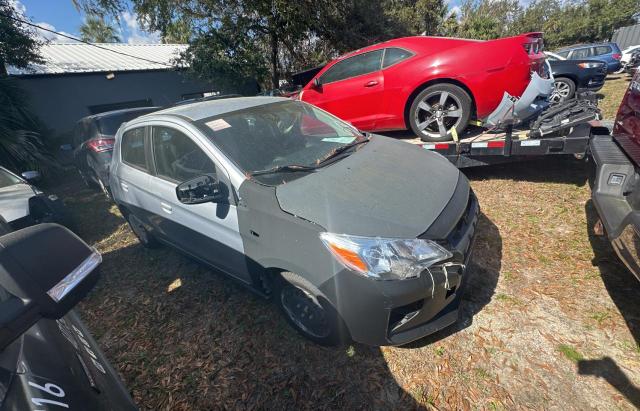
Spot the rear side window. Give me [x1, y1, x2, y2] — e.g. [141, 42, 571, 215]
[121, 127, 147, 171]
[557, 50, 570, 58]
[151, 126, 215, 183]
[383, 48, 412, 68]
[320, 50, 383, 84]
[572, 47, 593, 59]
[594, 45, 612, 56]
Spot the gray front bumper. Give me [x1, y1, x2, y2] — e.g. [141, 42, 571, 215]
[486, 71, 554, 126]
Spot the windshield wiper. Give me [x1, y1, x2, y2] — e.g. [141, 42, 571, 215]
[317, 137, 370, 166]
[249, 164, 319, 177]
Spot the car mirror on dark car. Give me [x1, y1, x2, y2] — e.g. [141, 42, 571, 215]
[176, 174, 227, 205]
[0, 224, 101, 350]
[21, 170, 41, 183]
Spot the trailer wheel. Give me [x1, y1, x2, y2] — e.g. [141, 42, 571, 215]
[550, 77, 575, 103]
[409, 84, 472, 142]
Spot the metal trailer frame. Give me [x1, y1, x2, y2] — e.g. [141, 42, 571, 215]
[407, 94, 603, 168]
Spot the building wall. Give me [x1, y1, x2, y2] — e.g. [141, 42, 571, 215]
[612, 23, 640, 50]
[15, 69, 255, 142]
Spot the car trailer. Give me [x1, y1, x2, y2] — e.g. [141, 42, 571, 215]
[406, 94, 604, 168]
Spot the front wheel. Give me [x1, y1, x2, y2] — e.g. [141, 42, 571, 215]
[275, 272, 348, 346]
[409, 83, 472, 142]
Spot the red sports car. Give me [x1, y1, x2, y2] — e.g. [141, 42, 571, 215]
[299, 33, 550, 141]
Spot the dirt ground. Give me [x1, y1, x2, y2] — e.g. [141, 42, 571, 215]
[54, 76, 639, 410]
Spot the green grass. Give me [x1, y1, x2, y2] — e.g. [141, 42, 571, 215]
[590, 310, 612, 325]
[558, 344, 584, 363]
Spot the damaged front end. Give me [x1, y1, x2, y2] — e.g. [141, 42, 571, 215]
[485, 67, 554, 127]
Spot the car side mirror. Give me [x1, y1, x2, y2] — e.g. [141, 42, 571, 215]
[312, 78, 322, 89]
[21, 170, 41, 183]
[176, 174, 227, 205]
[0, 224, 101, 350]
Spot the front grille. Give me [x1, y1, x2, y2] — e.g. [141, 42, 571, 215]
[446, 191, 476, 247]
[434, 190, 478, 263]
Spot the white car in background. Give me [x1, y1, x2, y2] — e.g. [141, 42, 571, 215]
[0, 167, 71, 230]
[620, 45, 640, 69]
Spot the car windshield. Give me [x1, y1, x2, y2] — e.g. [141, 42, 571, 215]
[195, 100, 366, 184]
[0, 168, 22, 189]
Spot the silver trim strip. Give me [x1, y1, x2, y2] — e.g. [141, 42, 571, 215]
[47, 250, 102, 302]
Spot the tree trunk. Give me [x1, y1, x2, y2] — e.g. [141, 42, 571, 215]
[270, 31, 279, 90]
[0, 58, 7, 76]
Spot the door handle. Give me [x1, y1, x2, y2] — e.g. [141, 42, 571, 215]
[120, 182, 129, 192]
[160, 202, 172, 214]
[364, 80, 379, 87]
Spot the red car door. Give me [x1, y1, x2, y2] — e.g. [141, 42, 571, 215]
[301, 49, 384, 130]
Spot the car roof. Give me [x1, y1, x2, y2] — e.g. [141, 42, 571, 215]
[143, 96, 290, 122]
[83, 106, 160, 121]
[557, 42, 616, 51]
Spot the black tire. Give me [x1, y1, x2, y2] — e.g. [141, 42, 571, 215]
[95, 174, 112, 200]
[78, 168, 95, 189]
[551, 77, 576, 103]
[409, 83, 472, 142]
[275, 271, 349, 346]
[126, 213, 159, 248]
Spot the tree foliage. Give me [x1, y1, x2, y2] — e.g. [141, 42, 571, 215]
[75, 0, 639, 88]
[0, 0, 55, 173]
[447, 0, 639, 48]
[79, 14, 120, 43]
[0, 0, 42, 75]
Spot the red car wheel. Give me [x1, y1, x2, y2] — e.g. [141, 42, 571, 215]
[409, 84, 472, 142]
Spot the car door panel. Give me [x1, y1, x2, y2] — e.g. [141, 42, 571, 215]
[302, 50, 385, 130]
[146, 124, 251, 283]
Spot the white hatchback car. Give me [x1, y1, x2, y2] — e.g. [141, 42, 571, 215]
[109, 96, 479, 346]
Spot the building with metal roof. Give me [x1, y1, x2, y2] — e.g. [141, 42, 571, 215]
[6, 43, 258, 143]
[7, 43, 188, 76]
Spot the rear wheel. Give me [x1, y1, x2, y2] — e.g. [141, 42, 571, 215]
[409, 83, 472, 142]
[550, 77, 575, 103]
[126, 213, 159, 248]
[275, 271, 348, 346]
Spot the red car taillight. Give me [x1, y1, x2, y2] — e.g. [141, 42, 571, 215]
[86, 138, 115, 153]
[613, 53, 622, 60]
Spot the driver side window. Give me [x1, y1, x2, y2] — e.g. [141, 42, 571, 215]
[151, 126, 216, 183]
[319, 50, 383, 84]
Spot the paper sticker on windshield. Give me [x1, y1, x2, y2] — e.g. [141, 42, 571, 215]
[322, 137, 356, 144]
[206, 119, 231, 131]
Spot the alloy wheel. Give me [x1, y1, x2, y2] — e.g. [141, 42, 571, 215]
[280, 284, 330, 339]
[551, 81, 571, 103]
[414, 91, 464, 138]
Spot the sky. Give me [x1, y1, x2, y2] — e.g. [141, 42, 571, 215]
[14, 0, 464, 44]
[13, 0, 161, 44]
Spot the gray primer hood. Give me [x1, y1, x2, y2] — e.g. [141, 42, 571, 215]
[275, 136, 460, 238]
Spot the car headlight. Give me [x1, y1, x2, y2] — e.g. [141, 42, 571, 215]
[320, 232, 452, 280]
[578, 62, 604, 69]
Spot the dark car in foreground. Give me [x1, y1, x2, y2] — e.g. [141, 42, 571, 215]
[545, 52, 607, 102]
[0, 224, 136, 410]
[110, 97, 479, 346]
[555, 42, 622, 73]
[591, 70, 640, 280]
[73, 107, 158, 198]
[0, 166, 71, 230]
